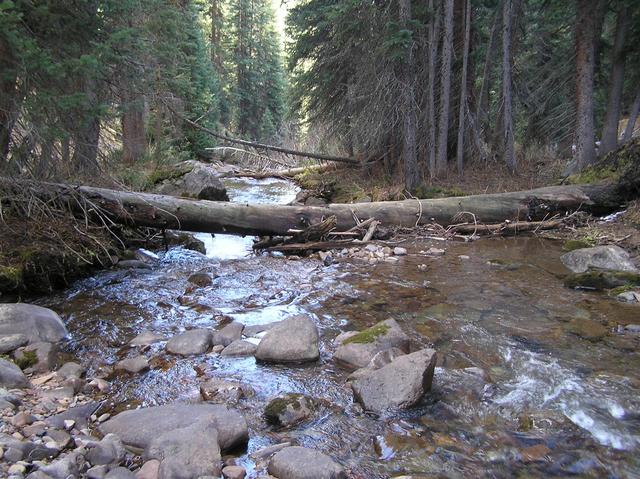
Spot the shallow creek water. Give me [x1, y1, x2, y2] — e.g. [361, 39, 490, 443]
[39, 177, 640, 478]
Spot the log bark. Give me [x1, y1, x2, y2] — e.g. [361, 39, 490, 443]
[0, 177, 623, 237]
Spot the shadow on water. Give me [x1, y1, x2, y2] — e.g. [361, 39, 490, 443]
[39, 178, 640, 478]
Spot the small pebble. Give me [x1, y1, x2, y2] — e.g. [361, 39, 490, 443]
[393, 247, 407, 256]
[97, 413, 111, 423]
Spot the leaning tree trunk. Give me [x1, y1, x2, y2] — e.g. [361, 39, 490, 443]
[436, 0, 454, 177]
[0, 177, 627, 238]
[600, 6, 630, 157]
[574, 0, 601, 169]
[399, 0, 419, 191]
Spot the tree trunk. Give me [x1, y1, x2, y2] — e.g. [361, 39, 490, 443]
[600, 6, 630, 157]
[456, 0, 471, 175]
[0, 178, 623, 236]
[0, 37, 19, 165]
[574, 0, 601, 169]
[121, 89, 147, 165]
[476, 2, 501, 137]
[622, 89, 640, 144]
[427, 0, 441, 178]
[210, 0, 224, 72]
[502, 0, 516, 171]
[399, 0, 419, 191]
[436, 0, 454, 177]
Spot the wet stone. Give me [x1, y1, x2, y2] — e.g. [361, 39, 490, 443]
[166, 329, 212, 356]
[200, 378, 251, 403]
[268, 446, 346, 479]
[221, 339, 257, 357]
[212, 322, 244, 347]
[255, 316, 319, 364]
[129, 332, 165, 347]
[0, 358, 29, 388]
[115, 356, 150, 374]
[264, 393, 315, 428]
[0, 304, 68, 344]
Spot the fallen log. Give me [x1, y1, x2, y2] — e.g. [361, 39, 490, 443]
[230, 164, 343, 180]
[0, 177, 624, 237]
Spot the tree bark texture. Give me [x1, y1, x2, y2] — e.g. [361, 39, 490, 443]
[502, 0, 516, 171]
[436, 0, 454, 177]
[456, 0, 471, 174]
[427, 0, 441, 178]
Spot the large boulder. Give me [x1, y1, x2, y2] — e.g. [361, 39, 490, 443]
[351, 348, 437, 415]
[166, 329, 212, 356]
[334, 319, 410, 370]
[561, 245, 637, 273]
[145, 422, 222, 479]
[0, 358, 29, 388]
[0, 304, 68, 344]
[255, 316, 319, 363]
[154, 161, 229, 201]
[99, 403, 248, 452]
[268, 446, 346, 479]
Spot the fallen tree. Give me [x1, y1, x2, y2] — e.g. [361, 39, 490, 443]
[0, 177, 625, 238]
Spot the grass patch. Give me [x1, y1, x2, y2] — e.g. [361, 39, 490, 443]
[343, 323, 390, 345]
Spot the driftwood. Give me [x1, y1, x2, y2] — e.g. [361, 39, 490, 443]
[0, 177, 623, 238]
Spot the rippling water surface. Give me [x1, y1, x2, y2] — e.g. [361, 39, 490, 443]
[40, 177, 640, 478]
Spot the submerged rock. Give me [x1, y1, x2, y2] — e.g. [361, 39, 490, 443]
[268, 446, 346, 479]
[212, 322, 244, 347]
[351, 348, 437, 414]
[99, 403, 248, 452]
[334, 319, 410, 370]
[564, 270, 640, 290]
[255, 316, 319, 363]
[166, 329, 212, 356]
[0, 304, 68, 344]
[129, 331, 165, 347]
[264, 393, 315, 428]
[200, 378, 252, 403]
[560, 245, 637, 273]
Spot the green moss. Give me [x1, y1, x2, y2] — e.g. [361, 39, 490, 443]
[264, 393, 304, 424]
[607, 284, 637, 296]
[146, 162, 193, 187]
[564, 270, 640, 291]
[343, 323, 390, 345]
[562, 239, 595, 251]
[15, 350, 38, 370]
[0, 266, 23, 291]
[566, 137, 640, 188]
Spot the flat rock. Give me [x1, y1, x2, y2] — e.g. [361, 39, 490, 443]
[351, 348, 437, 414]
[145, 422, 222, 479]
[166, 329, 212, 356]
[129, 332, 165, 347]
[0, 334, 29, 354]
[0, 358, 29, 388]
[46, 401, 101, 429]
[212, 322, 244, 347]
[268, 446, 346, 479]
[334, 319, 410, 370]
[115, 356, 150, 374]
[561, 245, 637, 273]
[0, 304, 68, 344]
[221, 340, 257, 357]
[255, 316, 319, 363]
[100, 403, 248, 452]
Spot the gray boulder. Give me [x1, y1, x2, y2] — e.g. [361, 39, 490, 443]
[221, 339, 257, 357]
[115, 356, 149, 374]
[15, 341, 58, 373]
[212, 322, 244, 347]
[243, 321, 283, 337]
[145, 422, 222, 479]
[166, 329, 212, 356]
[268, 446, 346, 479]
[0, 334, 28, 354]
[334, 319, 410, 370]
[86, 433, 126, 467]
[0, 358, 29, 388]
[99, 403, 248, 452]
[155, 161, 229, 201]
[561, 245, 637, 273]
[264, 394, 315, 428]
[55, 361, 85, 380]
[255, 316, 319, 363]
[129, 331, 165, 347]
[351, 348, 437, 415]
[0, 304, 68, 343]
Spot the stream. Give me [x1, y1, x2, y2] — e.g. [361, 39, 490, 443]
[39, 177, 640, 478]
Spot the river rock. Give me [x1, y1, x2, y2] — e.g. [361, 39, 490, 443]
[187, 272, 214, 287]
[334, 319, 410, 370]
[222, 465, 246, 479]
[0, 358, 29, 388]
[0, 304, 68, 344]
[136, 460, 160, 479]
[255, 316, 319, 363]
[166, 329, 212, 356]
[221, 339, 257, 357]
[347, 347, 406, 381]
[560, 245, 637, 273]
[212, 322, 244, 347]
[115, 260, 152, 270]
[15, 341, 58, 373]
[264, 394, 315, 428]
[86, 433, 126, 467]
[351, 348, 437, 414]
[0, 334, 28, 354]
[100, 403, 248, 452]
[154, 161, 229, 201]
[37, 454, 79, 479]
[46, 401, 100, 429]
[129, 332, 165, 347]
[200, 378, 252, 403]
[115, 356, 150, 374]
[145, 422, 222, 479]
[56, 362, 85, 380]
[267, 446, 346, 479]
[243, 321, 283, 337]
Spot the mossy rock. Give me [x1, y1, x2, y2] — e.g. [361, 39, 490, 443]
[264, 393, 315, 427]
[14, 350, 38, 370]
[562, 239, 595, 252]
[146, 162, 195, 187]
[343, 323, 391, 345]
[564, 269, 640, 291]
[0, 266, 23, 293]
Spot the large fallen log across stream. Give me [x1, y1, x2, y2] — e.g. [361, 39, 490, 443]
[0, 177, 624, 237]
